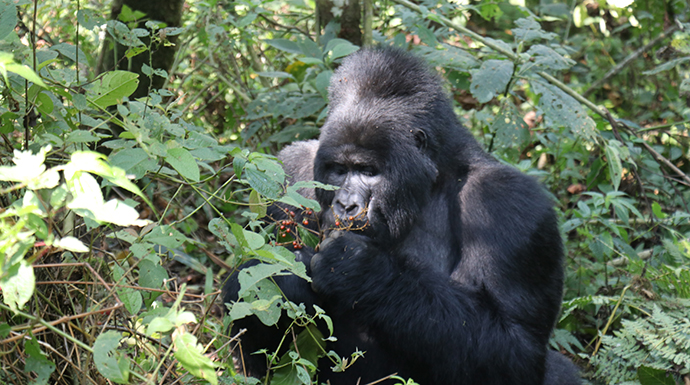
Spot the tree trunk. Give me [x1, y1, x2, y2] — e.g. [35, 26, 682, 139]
[97, 0, 185, 99]
[316, 0, 362, 46]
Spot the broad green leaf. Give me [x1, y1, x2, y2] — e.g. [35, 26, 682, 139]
[237, 263, 289, 298]
[143, 225, 186, 249]
[24, 337, 56, 385]
[245, 163, 282, 199]
[166, 147, 200, 182]
[605, 142, 623, 191]
[414, 24, 438, 46]
[54, 236, 89, 253]
[118, 286, 143, 314]
[470, 60, 513, 103]
[491, 101, 530, 151]
[265, 38, 301, 54]
[88, 71, 139, 109]
[526, 45, 575, 71]
[0, 0, 17, 41]
[652, 202, 667, 219]
[642, 56, 690, 76]
[637, 366, 675, 385]
[173, 331, 218, 385]
[326, 38, 359, 60]
[93, 331, 130, 384]
[66, 130, 99, 144]
[146, 317, 175, 336]
[228, 302, 253, 321]
[249, 190, 267, 218]
[531, 80, 597, 141]
[314, 70, 332, 100]
[0, 260, 35, 311]
[4, 62, 47, 88]
[50, 42, 89, 65]
[511, 17, 557, 42]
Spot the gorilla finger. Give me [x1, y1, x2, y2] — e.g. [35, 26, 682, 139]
[319, 232, 340, 250]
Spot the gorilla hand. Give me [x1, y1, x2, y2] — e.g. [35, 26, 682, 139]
[310, 231, 393, 307]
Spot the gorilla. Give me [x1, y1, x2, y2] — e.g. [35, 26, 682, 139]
[224, 47, 580, 385]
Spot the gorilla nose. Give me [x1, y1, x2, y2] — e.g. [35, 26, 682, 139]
[334, 200, 361, 218]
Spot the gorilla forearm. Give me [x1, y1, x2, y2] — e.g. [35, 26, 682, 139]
[310, 227, 552, 384]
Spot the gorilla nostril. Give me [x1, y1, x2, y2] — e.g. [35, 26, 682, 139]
[345, 204, 360, 216]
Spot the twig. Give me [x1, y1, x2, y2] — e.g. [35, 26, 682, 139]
[584, 25, 679, 97]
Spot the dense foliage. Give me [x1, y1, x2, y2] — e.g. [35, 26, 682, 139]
[0, 0, 689, 384]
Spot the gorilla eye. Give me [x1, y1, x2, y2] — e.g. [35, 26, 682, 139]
[360, 166, 378, 177]
[331, 164, 348, 176]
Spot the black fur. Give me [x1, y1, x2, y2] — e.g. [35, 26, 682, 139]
[224, 48, 580, 385]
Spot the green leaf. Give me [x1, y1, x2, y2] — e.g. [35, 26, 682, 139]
[0, 260, 35, 311]
[0, 0, 18, 41]
[491, 101, 530, 151]
[511, 17, 557, 43]
[24, 337, 56, 385]
[93, 331, 130, 384]
[298, 226, 320, 249]
[143, 225, 186, 249]
[173, 331, 218, 385]
[265, 38, 302, 54]
[4, 62, 48, 88]
[50, 42, 89, 65]
[66, 130, 99, 144]
[118, 286, 143, 315]
[146, 317, 175, 336]
[414, 24, 438, 46]
[88, 71, 139, 109]
[245, 163, 283, 199]
[531, 79, 597, 141]
[642, 56, 690, 76]
[326, 38, 359, 60]
[637, 366, 675, 385]
[237, 263, 289, 298]
[479, 2, 503, 21]
[256, 71, 294, 79]
[526, 45, 575, 71]
[138, 259, 168, 289]
[652, 202, 667, 219]
[54, 236, 89, 253]
[470, 60, 513, 103]
[605, 142, 623, 191]
[165, 147, 200, 182]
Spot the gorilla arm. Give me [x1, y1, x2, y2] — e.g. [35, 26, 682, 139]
[308, 164, 565, 385]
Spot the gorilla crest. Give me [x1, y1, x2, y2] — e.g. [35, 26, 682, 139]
[224, 47, 580, 385]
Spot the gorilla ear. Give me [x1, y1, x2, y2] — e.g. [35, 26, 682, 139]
[413, 129, 427, 151]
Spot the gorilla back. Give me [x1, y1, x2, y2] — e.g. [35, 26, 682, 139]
[223, 47, 580, 385]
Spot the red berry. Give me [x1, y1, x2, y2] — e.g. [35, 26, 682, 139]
[280, 225, 285, 230]
[286, 228, 291, 233]
[281, 233, 287, 238]
[335, 221, 341, 226]
[289, 211, 295, 217]
[348, 216, 354, 221]
[302, 219, 309, 225]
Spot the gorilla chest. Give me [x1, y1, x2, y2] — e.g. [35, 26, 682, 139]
[396, 205, 458, 273]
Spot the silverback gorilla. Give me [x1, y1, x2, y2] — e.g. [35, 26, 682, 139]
[224, 47, 580, 384]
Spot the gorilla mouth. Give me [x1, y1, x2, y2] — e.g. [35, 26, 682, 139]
[330, 203, 371, 231]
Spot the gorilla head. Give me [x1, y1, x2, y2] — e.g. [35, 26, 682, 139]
[313, 49, 479, 241]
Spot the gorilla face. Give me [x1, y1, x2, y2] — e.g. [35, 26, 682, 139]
[314, 119, 438, 242]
